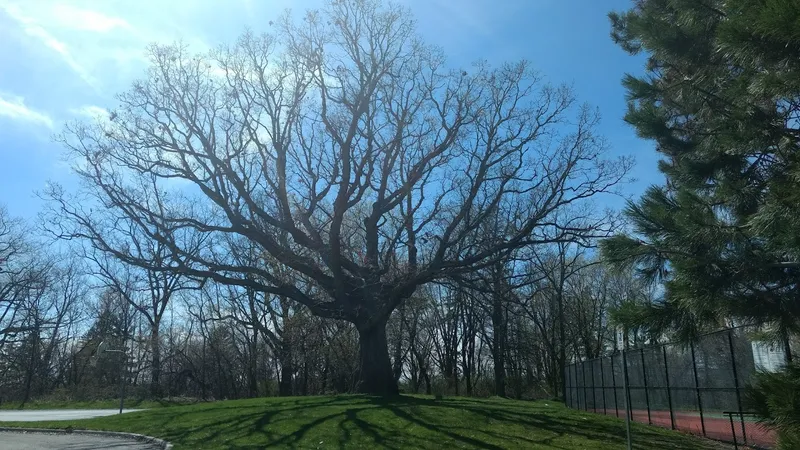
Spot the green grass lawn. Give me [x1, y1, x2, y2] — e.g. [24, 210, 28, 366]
[0, 395, 727, 449]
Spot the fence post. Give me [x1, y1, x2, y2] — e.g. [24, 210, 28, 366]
[690, 341, 707, 436]
[589, 360, 597, 412]
[621, 347, 633, 450]
[728, 412, 740, 450]
[662, 345, 676, 430]
[610, 353, 619, 418]
[728, 329, 747, 444]
[574, 362, 581, 410]
[566, 364, 572, 408]
[563, 364, 569, 407]
[600, 356, 607, 415]
[582, 360, 589, 411]
[640, 348, 652, 425]
[622, 345, 633, 421]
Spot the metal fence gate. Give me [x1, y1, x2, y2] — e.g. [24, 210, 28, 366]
[565, 327, 778, 449]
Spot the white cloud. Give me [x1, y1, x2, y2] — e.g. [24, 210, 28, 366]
[0, 93, 54, 128]
[49, 4, 131, 33]
[0, 2, 97, 88]
[70, 105, 115, 128]
[71, 105, 109, 120]
[0, 0, 214, 93]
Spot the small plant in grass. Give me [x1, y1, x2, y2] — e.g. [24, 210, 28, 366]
[433, 385, 445, 401]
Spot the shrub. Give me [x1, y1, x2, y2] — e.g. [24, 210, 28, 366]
[746, 361, 800, 450]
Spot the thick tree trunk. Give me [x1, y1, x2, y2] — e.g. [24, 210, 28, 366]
[558, 289, 567, 402]
[491, 264, 508, 397]
[278, 295, 293, 396]
[22, 327, 39, 406]
[392, 306, 405, 383]
[422, 367, 432, 395]
[356, 319, 398, 395]
[413, 347, 432, 395]
[410, 358, 419, 393]
[150, 326, 161, 397]
[279, 343, 293, 396]
[301, 362, 309, 396]
[200, 333, 207, 400]
[462, 325, 474, 396]
[321, 358, 329, 392]
[248, 333, 258, 398]
[492, 297, 507, 397]
[246, 294, 259, 398]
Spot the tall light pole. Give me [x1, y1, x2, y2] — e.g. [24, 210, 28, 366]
[96, 341, 128, 414]
[621, 328, 633, 450]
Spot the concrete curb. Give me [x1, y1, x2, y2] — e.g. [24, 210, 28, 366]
[0, 426, 173, 449]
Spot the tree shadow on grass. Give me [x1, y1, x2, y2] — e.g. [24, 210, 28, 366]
[85, 397, 363, 449]
[393, 397, 719, 450]
[381, 403, 505, 450]
[344, 408, 389, 448]
[68, 395, 724, 449]
[371, 396, 721, 450]
[269, 396, 711, 449]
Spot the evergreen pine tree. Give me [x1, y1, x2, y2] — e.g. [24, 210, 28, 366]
[603, 0, 800, 341]
[604, 1, 800, 446]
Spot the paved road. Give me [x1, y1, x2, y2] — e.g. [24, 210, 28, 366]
[0, 431, 161, 449]
[0, 409, 143, 422]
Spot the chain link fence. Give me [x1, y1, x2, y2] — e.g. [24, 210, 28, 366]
[565, 327, 779, 449]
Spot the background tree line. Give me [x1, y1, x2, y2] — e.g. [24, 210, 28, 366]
[1, 200, 652, 404]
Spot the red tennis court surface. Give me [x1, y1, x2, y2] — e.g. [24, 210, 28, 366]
[592, 408, 776, 448]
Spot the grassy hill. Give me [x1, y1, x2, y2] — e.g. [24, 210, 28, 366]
[0, 395, 726, 449]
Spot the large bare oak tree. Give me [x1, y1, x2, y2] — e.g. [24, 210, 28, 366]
[45, 0, 629, 394]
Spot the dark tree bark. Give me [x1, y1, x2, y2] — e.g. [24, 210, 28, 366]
[21, 324, 40, 406]
[391, 305, 405, 384]
[460, 292, 479, 396]
[355, 318, 397, 395]
[278, 342, 293, 397]
[150, 325, 161, 397]
[278, 294, 294, 397]
[491, 293, 507, 397]
[247, 330, 258, 398]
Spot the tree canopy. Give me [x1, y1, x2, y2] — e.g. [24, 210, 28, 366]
[44, 0, 627, 394]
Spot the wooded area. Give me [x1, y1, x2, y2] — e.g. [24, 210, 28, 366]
[1, 201, 653, 403]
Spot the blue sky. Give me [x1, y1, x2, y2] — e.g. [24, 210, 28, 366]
[0, 0, 658, 221]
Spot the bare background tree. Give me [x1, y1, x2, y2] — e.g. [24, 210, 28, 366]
[1, 204, 658, 405]
[0, 206, 86, 405]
